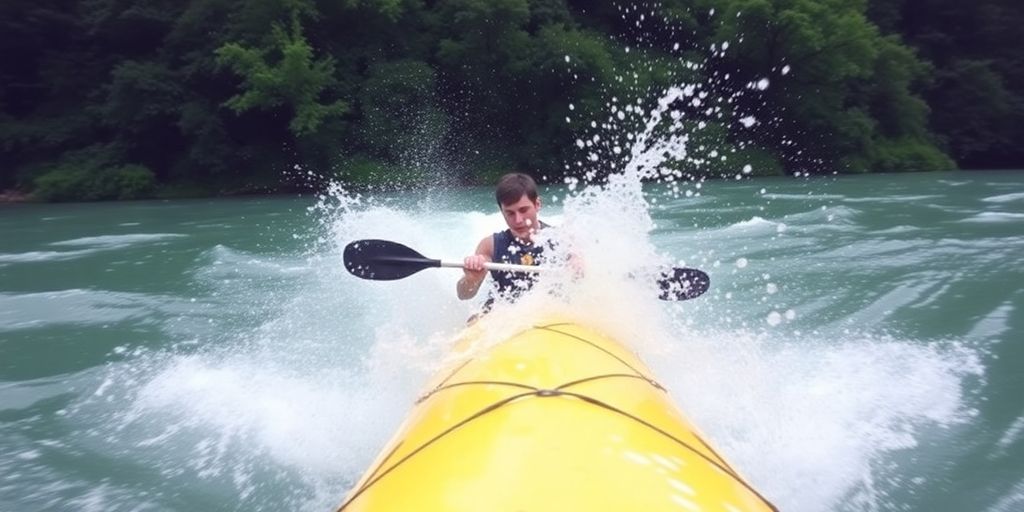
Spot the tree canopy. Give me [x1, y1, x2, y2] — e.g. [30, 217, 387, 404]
[1, 0, 1020, 200]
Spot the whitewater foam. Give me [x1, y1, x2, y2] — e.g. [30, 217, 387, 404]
[960, 212, 1024, 223]
[50, 233, 186, 247]
[982, 192, 1024, 203]
[650, 328, 982, 511]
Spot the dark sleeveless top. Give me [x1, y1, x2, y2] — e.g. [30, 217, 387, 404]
[483, 222, 550, 310]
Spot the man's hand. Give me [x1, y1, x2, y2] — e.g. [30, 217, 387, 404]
[463, 254, 489, 280]
[457, 254, 489, 300]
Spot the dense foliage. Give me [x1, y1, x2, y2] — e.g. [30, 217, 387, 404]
[867, 0, 1024, 169]
[1, 0, 1020, 201]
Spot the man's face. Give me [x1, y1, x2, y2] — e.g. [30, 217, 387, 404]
[500, 194, 541, 240]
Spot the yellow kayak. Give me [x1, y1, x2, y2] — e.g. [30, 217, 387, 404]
[336, 320, 776, 511]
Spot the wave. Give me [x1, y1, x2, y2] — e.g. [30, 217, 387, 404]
[764, 193, 846, 201]
[0, 289, 174, 331]
[872, 225, 920, 235]
[982, 192, 1024, 203]
[990, 478, 1024, 512]
[726, 216, 782, 230]
[196, 245, 312, 281]
[0, 234, 187, 265]
[786, 205, 859, 224]
[959, 212, 1024, 223]
[50, 233, 186, 247]
[994, 414, 1024, 458]
[0, 249, 103, 264]
[842, 194, 943, 204]
[713, 206, 859, 237]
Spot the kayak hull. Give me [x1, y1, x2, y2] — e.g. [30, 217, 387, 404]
[338, 321, 775, 511]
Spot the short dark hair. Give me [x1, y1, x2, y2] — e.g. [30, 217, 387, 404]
[495, 173, 538, 205]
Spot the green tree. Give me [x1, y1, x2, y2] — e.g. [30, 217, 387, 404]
[712, 0, 951, 172]
[928, 59, 1015, 164]
[5, 0, 1018, 202]
[867, 0, 1024, 168]
[216, 6, 348, 137]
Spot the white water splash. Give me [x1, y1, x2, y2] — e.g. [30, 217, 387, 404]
[651, 329, 982, 510]
[60, 11, 994, 512]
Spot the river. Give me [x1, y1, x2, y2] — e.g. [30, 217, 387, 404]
[1, 170, 1022, 511]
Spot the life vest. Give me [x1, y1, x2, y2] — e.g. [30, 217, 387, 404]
[483, 222, 550, 310]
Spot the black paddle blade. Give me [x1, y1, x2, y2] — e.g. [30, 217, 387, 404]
[343, 239, 441, 281]
[658, 267, 710, 301]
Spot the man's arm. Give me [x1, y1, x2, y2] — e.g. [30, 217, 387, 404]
[457, 236, 494, 300]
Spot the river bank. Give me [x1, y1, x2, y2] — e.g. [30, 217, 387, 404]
[4, 168, 1021, 205]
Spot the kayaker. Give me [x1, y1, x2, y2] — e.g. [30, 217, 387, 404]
[457, 172, 551, 310]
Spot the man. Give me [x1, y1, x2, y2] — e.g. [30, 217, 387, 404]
[457, 173, 549, 310]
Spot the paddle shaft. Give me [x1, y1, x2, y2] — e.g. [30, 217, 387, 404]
[439, 261, 546, 273]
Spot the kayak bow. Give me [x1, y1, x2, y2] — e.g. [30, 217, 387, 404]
[337, 320, 776, 511]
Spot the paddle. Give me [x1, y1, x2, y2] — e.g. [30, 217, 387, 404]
[343, 239, 710, 301]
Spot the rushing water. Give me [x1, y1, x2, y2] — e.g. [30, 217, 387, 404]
[1, 170, 1022, 511]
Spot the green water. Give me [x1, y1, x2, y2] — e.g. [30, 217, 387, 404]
[1, 171, 1022, 511]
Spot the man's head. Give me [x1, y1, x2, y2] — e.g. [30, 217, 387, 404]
[495, 173, 541, 240]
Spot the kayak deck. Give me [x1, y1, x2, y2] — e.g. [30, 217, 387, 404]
[338, 321, 776, 511]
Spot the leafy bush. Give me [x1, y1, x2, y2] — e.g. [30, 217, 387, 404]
[33, 163, 156, 202]
[870, 138, 957, 172]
